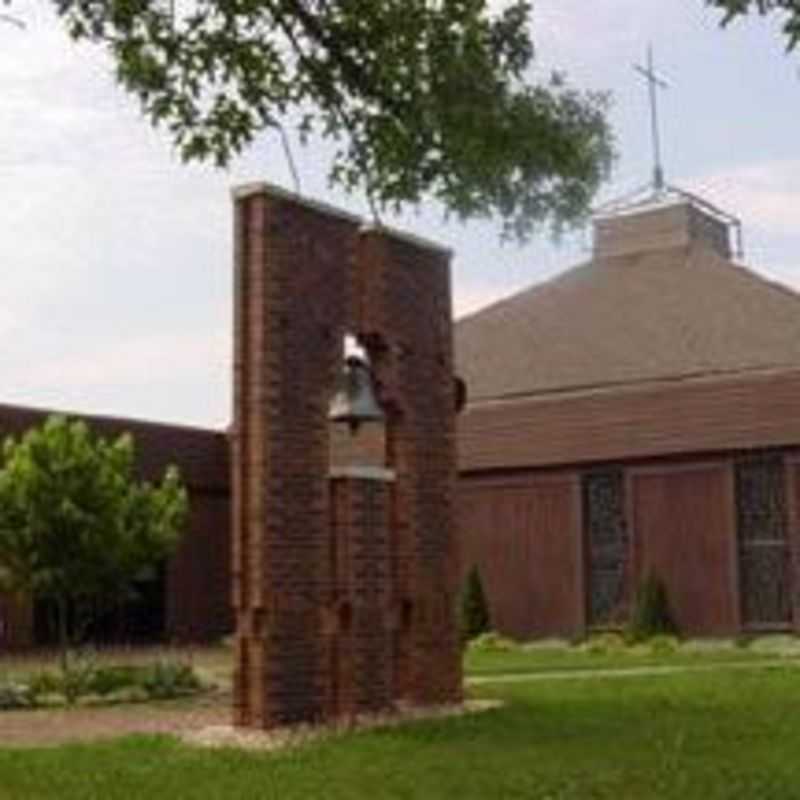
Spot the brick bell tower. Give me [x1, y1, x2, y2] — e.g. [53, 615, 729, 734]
[230, 183, 462, 728]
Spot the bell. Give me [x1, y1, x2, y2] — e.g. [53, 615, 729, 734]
[328, 355, 385, 434]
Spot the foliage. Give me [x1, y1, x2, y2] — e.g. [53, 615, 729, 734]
[35, 0, 614, 240]
[60, 650, 101, 704]
[627, 573, 677, 642]
[708, 1, 800, 50]
[467, 631, 518, 653]
[579, 632, 629, 655]
[460, 565, 491, 642]
[141, 660, 202, 699]
[0, 681, 34, 709]
[0, 415, 188, 664]
[2, 658, 205, 710]
[644, 634, 680, 656]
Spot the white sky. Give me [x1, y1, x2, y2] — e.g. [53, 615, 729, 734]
[1, 0, 798, 428]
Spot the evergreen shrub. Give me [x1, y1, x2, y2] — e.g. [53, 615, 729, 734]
[460, 565, 491, 643]
[628, 573, 677, 642]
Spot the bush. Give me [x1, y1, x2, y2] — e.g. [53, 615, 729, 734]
[468, 632, 519, 652]
[1, 658, 205, 712]
[460, 566, 491, 643]
[60, 651, 101, 705]
[86, 665, 142, 696]
[628, 573, 677, 642]
[579, 632, 629, 655]
[0, 681, 34, 710]
[142, 661, 202, 699]
[644, 634, 680, 655]
[27, 670, 62, 699]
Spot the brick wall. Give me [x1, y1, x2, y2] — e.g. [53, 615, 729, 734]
[231, 184, 461, 728]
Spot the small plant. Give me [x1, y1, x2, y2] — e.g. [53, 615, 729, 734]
[468, 631, 519, 652]
[86, 665, 142, 696]
[580, 632, 628, 655]
[60, 649, 101, 705]
[142, 661, 202, 699]
[460, 565, 491, 643]
[646, 634, 680, 655]
[628, 573, 677, 642]
[0, 681, 34, 710]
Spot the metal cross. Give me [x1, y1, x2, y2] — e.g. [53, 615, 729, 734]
[634, 45, 669, 191]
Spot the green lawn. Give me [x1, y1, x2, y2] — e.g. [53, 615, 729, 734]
[2, 657, 800, 799]
[463, 640, 790, 677]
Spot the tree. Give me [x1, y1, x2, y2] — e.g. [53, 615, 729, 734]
[0, 416, 187, 666]
[460, 565, 491, 642]
[708, 1, 800, 50]
[37, 0, 612, 240]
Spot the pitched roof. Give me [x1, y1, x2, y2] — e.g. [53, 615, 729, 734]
[455, 241, 800, 404]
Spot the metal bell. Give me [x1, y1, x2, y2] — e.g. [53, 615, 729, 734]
[328, 355, 385, 434]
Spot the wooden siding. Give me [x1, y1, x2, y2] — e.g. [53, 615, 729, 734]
[166, 489, 233, 642]
[459, 473, 583, 639]
[787, 459, 800, 634]
[460, 369, 800, 472]
[629, 462, 739, 635]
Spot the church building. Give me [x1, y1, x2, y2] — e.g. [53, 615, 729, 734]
[456, 193, 800, 639]
[3, 186, 800, 651]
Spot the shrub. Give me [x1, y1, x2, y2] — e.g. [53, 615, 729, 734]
[628, 573, 677, 642]
[579, 632, 628, 655]
[460, 566, 491, 643]
[142, 661, 202, 699]
[0, 681, 34, 710]
[645, 634, 680, 655]
[60, 650, 102, 705]
[468, 632, 519, 652]
[86, 665, 142, 696]
[1, 659, 205, 711]
[27, 670, 62, 699]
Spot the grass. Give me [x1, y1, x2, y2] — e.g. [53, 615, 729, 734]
[464, 639, 789, 677]
[6, 635, 796, 687]
[1, 664, 800, 798]
[2, 643, 800, 798]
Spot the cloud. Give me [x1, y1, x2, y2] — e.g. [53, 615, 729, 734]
[530, 1, 690, 68]
[18, 327, 228, 388]
[687, 160, 800, 238]
[2, 326, 231, 427]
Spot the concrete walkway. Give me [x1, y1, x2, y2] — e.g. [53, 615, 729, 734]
[466, 657, 800, 685]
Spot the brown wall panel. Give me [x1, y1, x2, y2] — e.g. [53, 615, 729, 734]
[459, 474, 582, 639]
[166, 489, 233, 642]
[787, 459, 800, 634]
[631, 463, 738, 635]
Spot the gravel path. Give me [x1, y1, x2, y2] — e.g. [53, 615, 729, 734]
[1, 692, 230, 747]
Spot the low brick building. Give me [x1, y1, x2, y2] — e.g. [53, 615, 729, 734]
[456, 197, 800, 638]
[0, 404, 232, 651]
